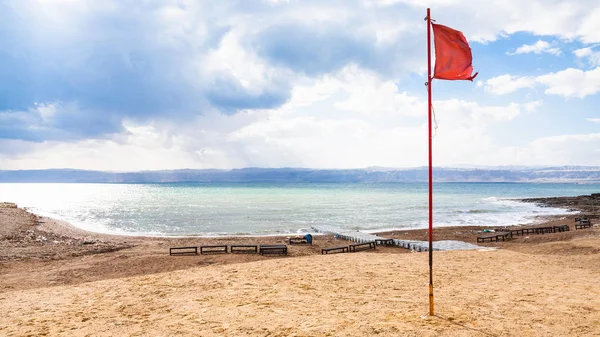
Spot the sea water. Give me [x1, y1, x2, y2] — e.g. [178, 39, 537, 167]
[1, 182, 598, 236]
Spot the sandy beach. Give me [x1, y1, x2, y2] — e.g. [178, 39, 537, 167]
[1, 200, 599, 336]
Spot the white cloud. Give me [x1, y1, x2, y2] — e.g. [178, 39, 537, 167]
[484, 75, 536, 95]
[508, 40, 562, 56]
[524, 133, 600, 165]
[573, 47, 600, 66]
[0, 66, 548, 170]
[34, 102, 58, 122]
[332, 66, 424, 117]
[3, 0, 600, 171]
[576, 7, 600, 44]
[372, 0, 598, 43]
[587, 118, 600, 123]
[536, 67, 600, 98]
[524, 100, 543, 112]
[574, 47, 593, 58]
[201, 31, 290, 93]
[485, 67, 600, 98]
[457, 132, 600, 167]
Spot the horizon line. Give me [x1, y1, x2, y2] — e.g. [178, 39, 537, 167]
[2, 165, 600, 173]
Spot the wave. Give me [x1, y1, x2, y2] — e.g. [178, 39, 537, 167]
[454, 209, 499, 214]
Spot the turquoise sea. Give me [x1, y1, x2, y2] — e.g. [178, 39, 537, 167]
[1, 183, 599, 236]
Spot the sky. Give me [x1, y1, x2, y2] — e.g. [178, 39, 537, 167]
[1, 0, 599, 171]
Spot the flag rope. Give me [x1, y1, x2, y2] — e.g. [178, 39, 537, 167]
[424, 83, 439, 138]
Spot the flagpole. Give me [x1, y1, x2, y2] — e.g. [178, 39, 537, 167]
[426, 7, 434, 316]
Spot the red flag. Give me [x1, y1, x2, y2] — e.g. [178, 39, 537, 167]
[432, 23, 478, 81]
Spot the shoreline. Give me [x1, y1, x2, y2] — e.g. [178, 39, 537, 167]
[2, 191, 598, 244]
[3, 190, 598, 237]
[1, 199, 599, 335]
[6, 193, 587, 239]
[1, 194, 598, 291]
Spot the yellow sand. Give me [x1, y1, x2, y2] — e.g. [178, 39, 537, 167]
[1, 237, 599, 336]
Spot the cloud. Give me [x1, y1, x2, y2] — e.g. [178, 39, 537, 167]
[2, 0, 600, 170]
[0, 66, 547, 170]
[508, 40, 562, 56]
[484, 67, 600, 98]
[523, 101, 543, 112]
[536, 67, 600, 98]
[252, 21, 422, 78]
[204, 73, 290, 113]
[0, 102, 124, 141]
[574, 47, 593, 58]
[456, 132, 600, 167]
[0, 0, 296, 141]
[587, 118, 600, 123]
[573, 47, 600, 66]
[524, 133, 600, 165]
[0, 0, 428, 143]
[255, 23, 371, 76]
[374, 0, 600, 43]
[484, 75, 536, 95]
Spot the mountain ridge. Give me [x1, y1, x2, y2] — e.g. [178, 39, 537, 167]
[1, 166, 600, 183]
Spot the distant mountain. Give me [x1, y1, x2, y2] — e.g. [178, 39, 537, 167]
[1, 167, 600, 183]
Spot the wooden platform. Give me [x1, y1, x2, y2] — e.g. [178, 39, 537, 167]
[169, 246, 198, 256]
[349, 242, 376, 252]
[476, 232, 510, 243]
[230, 244, 258, 254]
[576, 222, 593, 230]
[533, 226, 553, 234]
[312, 225, 483, 252]
[507, 226, 553, 236]
[259, 244, 288, 255]
[200, 245, 228, 254]
[552, 225, 570, 233]
[375, 238, 394, 246]
[321, 246, 349, 255]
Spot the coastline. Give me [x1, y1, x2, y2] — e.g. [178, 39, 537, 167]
[1, 194, 597, 289]
[4, 181, 593, 238]
[1, 198, 599, 335]
[0, 195, 590, 253]
[6, 191, 588, 239]
[2, 192, 598, 252]
[1, 202, 408, 292]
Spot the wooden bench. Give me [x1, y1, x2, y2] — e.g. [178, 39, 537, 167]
[200, 245, 228, 254]
[533, 226, 553, 234]
[506, 226, 560, 237]
[169, 246, 198, 256]
[508, 229, 524, 237]
[230, 244, 258, 254]
[575, 222, 593, 230]
[552, 225, 570, 233]
[349, 242, 376, 252]
[476, 232, 510, 243]
[375, 239, 394, 246]
[289, 238, 311, 245]
[321, 246, 349, 255]
[259, 244, 288, 255]
[520, 228, 538, 235]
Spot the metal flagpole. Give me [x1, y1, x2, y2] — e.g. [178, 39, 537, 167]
[426, 7, 434, 316]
